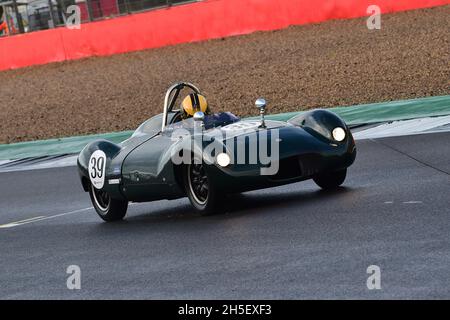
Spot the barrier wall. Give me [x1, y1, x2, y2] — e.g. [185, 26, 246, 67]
[0, 0, 448, 71]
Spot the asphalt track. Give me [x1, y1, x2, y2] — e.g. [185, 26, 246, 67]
[0, 132, 449, 299]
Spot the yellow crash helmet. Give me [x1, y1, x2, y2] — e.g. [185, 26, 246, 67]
[181, 93, 209, 117]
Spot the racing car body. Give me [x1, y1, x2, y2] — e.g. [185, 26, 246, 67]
[78, 82, 356, 221]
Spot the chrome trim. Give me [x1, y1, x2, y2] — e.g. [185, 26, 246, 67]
[255, 98, 267, 128]
[108, 178, 121, 185]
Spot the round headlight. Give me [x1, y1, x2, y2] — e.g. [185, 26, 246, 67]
[332, 127, 346, 142]
[216, 153, 231, 167]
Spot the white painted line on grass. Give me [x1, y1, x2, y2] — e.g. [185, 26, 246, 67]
[2, 116, 450, 173]
[353, 115, 450, 140]
[0, 155, 78, 173]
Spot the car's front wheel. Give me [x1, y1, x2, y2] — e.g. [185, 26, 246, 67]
[313, 168, 347, 190]
[183, 161, 219, 215]
[88, 184, 128, 222]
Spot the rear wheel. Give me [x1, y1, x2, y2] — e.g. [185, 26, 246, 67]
[313, 168, 347, 190]
[89, 184, 128, 222]
[183, 160, 219, 215]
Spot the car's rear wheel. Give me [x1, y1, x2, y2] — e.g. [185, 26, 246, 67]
[313, 168, 347, 190]
[88, 184, 128, 222]
[183, 160, 218, 215]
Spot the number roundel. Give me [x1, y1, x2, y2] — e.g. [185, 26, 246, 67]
[89, 150, 107, 189]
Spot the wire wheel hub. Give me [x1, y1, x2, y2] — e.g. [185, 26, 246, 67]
[188, 163, 209, 205]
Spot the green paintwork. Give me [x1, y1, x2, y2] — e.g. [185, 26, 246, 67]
[1, 95, 449, 160]
[78, 109, 356, 202]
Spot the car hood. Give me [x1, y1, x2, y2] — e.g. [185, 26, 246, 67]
[205, 119, 289, 140]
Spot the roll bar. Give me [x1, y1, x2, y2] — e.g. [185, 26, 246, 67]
[161, 82, 201, 132]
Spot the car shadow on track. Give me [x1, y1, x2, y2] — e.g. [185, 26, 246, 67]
[219, 187, 354, 216]
[93, 185, 356, 230]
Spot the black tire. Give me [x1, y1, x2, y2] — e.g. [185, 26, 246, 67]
[313, 168, 347, 190]
[88, 184, 128, 222]
[183, 160, 219, 215]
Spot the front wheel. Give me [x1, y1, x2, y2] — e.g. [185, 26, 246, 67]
[88, 184, 128, 222]
[313, 168, 347, 190]
[183, 161, 219, 215]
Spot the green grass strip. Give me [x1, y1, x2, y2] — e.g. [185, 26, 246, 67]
[0, 95, 449, 160]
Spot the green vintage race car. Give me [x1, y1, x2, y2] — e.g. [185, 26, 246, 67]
[78, 82, 356, 221]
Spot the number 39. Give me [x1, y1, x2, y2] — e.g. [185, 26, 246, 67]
[89, 150, 107, 189]
[90, 156, 105, 179]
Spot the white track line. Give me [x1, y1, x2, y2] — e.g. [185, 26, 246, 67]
[0, 203, 143, 229]
[0, 207, 92, 229]
[0, 216, 46, 228]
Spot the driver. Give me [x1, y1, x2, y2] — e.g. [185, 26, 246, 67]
[180, 93, 211, 119]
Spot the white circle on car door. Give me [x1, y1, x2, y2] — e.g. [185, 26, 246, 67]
[89, 150, 107, 189]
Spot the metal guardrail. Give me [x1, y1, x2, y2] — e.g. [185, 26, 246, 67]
[0, 0, 198, 36]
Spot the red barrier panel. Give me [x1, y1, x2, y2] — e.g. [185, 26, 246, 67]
[0, 29, 66, 70]
[0, 0, 448, 71]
